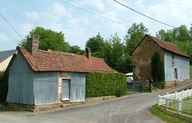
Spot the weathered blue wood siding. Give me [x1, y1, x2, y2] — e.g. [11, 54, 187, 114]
[164, 51, 190, 81]
[6, 51, 34, 104]
[33, 72, 59, 105]
[60, 73, 86, 102]
[7, 51, 86, 105]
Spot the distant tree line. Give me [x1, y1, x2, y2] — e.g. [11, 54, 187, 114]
[20, 23, 192, 73]
[157, 25, 192, 63]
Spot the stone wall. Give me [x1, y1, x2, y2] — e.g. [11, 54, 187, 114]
[132, 36, 164, 80]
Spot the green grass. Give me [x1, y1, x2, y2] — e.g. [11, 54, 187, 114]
[150, 105, 192, 123]
[190, 65, 192, 79]
[169, 97, 192, 114]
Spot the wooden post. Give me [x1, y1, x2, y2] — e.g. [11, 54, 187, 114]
[175, 91, 177, 100]
[177, 98, 182, 114]
[187, 89, 189, 97]
[139, 81, 142, 93]
[165, 97, 168, 111]
[158, 95, 160, 106]
[182, 90, 184, 98]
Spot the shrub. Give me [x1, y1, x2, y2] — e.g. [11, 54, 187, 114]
[151, 52, 165, 89]
[86, 72, 127, 97]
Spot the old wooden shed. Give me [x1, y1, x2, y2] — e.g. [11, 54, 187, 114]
[6, 36, 113, 107]
[132, 34, 190, 87]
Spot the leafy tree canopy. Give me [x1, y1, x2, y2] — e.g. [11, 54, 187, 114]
[86, 33, 105, 58]
[157, 25, 192, 62]
[157, 25, 190, 42]
[20, 27, 70, 51]
[68, 45, 84, 55]
[125, 23, 149, 55]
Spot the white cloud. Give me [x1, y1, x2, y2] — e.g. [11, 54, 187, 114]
[53, 3, 71, 17]
[143, 0, 192, 29]
[19, 23, 34, 36]
[25, 11, 40, 20]
[135, 0, 145, 8]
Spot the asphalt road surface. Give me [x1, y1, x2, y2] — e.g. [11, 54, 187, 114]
[0, 93, 162, 123]
[0, 82, 191, 123]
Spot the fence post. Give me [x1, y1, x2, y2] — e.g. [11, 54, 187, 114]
[165, 97, 170, 111]
[175, 91, 177, 100]
[177, 98, 182, 114]
[158, 95, 161, 106]
[182, 90, 184, 98]
[166, 93, 169, 99]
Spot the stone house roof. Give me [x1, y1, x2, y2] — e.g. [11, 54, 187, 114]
[18, 47, 114, 73]
[148, 35, 188, 57]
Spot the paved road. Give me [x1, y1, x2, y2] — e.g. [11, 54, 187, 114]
[0, 93, 162, 123]
[0, 82, 191, 123]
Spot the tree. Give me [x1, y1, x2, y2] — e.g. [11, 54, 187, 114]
[125, 23, 149, 55]
[151, 52, 165, 89]
[156, 29, 174, 42]
[68, 45, 84, 55]
[157, 25, 190, 42]
[86, 33, 105, 58]
[20, 27, 70, 51]
[104, 34, 132, 73]
[174, 25, 190, 42]
[157, 25, 192, 62]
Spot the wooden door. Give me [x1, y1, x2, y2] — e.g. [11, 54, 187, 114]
[62, 79, 70, 101]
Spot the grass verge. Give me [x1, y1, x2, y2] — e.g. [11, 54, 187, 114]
[150, 105, 192, 123]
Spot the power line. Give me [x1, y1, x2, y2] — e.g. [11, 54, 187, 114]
[0, 28, 19, 44]
[113, 0, 176, 28]
[0, 13, 23, 39]
[62, 0, 128, 27]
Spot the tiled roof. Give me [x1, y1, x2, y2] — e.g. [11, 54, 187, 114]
[147, 35, 189, 57]
[18, 47, 114, 72]
[0, 50, 16, 63]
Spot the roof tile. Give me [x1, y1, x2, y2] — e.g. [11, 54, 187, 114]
[148, 35, 188, 57]
[18, 47, 114, 72]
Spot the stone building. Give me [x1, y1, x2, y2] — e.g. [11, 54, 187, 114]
[132, 34, 190, 87]
[6, 36, 113, 109]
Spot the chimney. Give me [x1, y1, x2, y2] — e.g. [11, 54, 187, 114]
[85, 47, 91, 58]
[27, 35, 39, 56]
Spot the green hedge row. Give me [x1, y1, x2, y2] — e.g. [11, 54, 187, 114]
[86, 72, 127, 97]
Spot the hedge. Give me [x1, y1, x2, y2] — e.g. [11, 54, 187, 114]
[86, 72, 127, 97]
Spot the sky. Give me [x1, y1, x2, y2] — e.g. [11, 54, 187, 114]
[0, 0, 192, 51]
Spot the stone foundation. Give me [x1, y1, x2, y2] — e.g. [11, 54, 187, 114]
[6, 103, 35, 111]
[165, 80, 185, 88]
[6, 103, 64, 112]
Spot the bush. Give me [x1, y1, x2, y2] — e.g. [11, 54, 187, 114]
[86, 72, 127, 97]
[0, 71, 8, 102]
[151, 52, 165, 89]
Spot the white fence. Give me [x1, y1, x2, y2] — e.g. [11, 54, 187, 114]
[158, 89, 192, 115]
